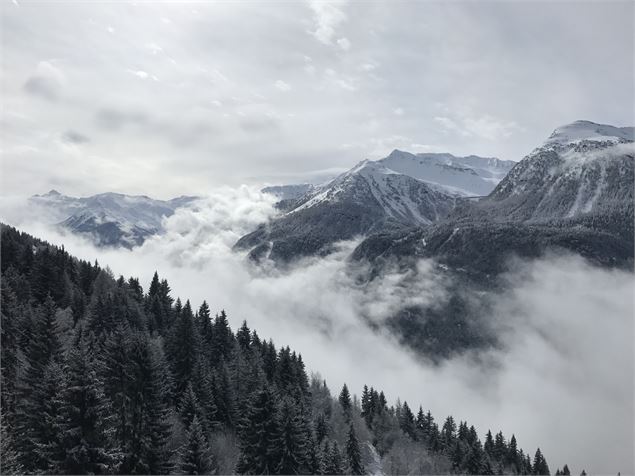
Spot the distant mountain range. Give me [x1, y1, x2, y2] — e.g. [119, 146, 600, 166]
[29, 191, 197, 248]
[32, 120, 633, 272]
[26, 120, 635, 359]
[242, 120, 633, 270]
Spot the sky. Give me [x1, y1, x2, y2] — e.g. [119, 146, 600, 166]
[1, 0, 634, 198]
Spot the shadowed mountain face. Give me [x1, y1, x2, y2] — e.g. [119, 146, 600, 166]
[353, 120, 634, 277]
[239, 152, 512, 263]
[29, 190, 198, 248]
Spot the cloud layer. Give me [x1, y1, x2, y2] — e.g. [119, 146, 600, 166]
[2, 188, 632, 474]
[1, 1, 633, 198]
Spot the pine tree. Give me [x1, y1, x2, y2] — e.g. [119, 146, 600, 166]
[338, 383, 352, 416]
[507, 434, 520, 471]
[120, 334, 172, 475]
[275, 398, 307, 474]
[441, 415, 457, 450]
[102, 323, 133, 469]
[179, 415, 216, 475]
[212, 362, 235, 427]
[56, 330, 114, 474]
[346, 423, 364, 475]
[493, 431, 507, 463]
[399, 401, 416, 439]
[315, 413, 328, 444]
[236, 386, 280, 474]
[326, 441, 344, 475]
[533, 448, 550, 475]
[0, 283, 20, 417]
[0, 411, 23, 475]
[466, 439, 486, 474]
[168, 300, 200, 396]
[212, 310, 233, 362]
[236, 320, 251, 350]
[484, 430, 495, 457]
[14, 296, 64, 472]
[179, 381, 204, 430]
[198, 301, 213, 357]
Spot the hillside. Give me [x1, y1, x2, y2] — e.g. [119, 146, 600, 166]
[0, 224, 550, 475]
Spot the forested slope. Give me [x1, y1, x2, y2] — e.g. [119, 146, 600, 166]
[0, 224, 553, 475]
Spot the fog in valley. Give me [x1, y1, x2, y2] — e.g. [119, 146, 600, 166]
[2, 189, 632, 474]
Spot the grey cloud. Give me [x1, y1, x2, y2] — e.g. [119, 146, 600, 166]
[61, 130, 90, 144]
[23, 75, 60, 101]
[95, 108, 149, 131]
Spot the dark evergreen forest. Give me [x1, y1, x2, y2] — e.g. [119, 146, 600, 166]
[0, 224, 557, 475]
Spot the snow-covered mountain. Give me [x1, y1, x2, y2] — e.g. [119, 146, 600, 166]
[30, 190, 198, 248]
[236, 156, 462, 262]
[237, 149, 512, 263]
[353, 120, 634, 276]
[377, 150, 514, 196]
[484, 120, 634, 222]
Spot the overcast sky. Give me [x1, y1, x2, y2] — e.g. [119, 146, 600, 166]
[1, 0, 633, 198]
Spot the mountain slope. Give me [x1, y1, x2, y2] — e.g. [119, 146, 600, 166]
[29, 190, 198, 248]
[0, 223, 548, 475]
[353, 120, 634, 276]
[235, 160, 458, 262]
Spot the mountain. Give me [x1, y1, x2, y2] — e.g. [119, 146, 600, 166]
[347, 121, 634, 359]
[236, 150, 513, 263]
[353, 120, 635, 277]
[377, 150, 514, 196]
[29, 190, 198, 248]
[236, 159, 459, 262]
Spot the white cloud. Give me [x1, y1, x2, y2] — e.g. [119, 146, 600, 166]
[274, 79, 291, 91]
[128, 69, 150, 79]
[464, 114, 521, 140]
[435, 113, 521, 141]
[146, 42, 163, 55]
[434, 115, 464, 134]
[307, 0, 348, 45]
[393, 107, 404, 116]
[336, 37, 351, 51]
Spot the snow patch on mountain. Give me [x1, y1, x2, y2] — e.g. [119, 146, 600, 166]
[378, 150, 514, 196]
[545, 120, 634, 146]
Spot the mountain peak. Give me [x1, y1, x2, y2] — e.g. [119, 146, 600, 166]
[45, 189, 62, 196]
[545, 120, 634, 145]
[387, 149, 414, 160]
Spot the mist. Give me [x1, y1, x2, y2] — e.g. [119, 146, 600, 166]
[2, 187, 633, 474]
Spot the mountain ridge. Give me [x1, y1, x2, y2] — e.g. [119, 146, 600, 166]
[29, 190, 198, 248]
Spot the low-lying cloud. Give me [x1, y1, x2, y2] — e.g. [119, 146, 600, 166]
[2, 187, 633, 474]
